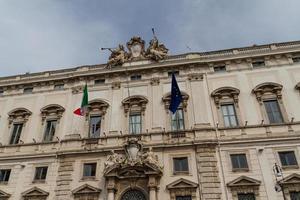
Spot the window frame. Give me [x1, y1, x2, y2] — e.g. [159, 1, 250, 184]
[0, 169, 11, 184]
[9, 123, 23, 145]
[230, 153, 249, 171]
[171, 108, 185, 131]
[263, 100, 284, 124]
[33, 166, 48, 182]
[88, 115, 101, 138]
[23, 87, 33, 94]
[43, 119, 57, 142]
[278, 151, 299, 169]
[129, 112, 142, 134]
[221, 103, 239, 127]
[237, 193, 256, 200]
[54, 83, 64, 90]
[81, 160, 99, 181]
[173, 157, 189, 174]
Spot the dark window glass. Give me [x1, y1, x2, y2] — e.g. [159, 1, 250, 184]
[221, 104, 238, 127]
[34, 166, 48, 180]
[0, 89, 3, 96]
[176, 196, 192, 200]
[130, 75, 142, 80]
[23, 87, 33, 94]
[94, 79, 105, 85]
[0, 169, 11, 182]
[263, 100, 283, 124]
[230, 154, 248, 169]
[279, 151, 298, 166]
[214, 65, 226, 72]
[292, 57, 300, 63]
[89, 116, 101, 138]
[290, 192, 300, 200]
[10, 123, 23, 144]
[43, 120, 57, 142]
[83, 163, 97, 177]
[252, 60, 265, 68]
[238, 193, 256, 200]
[173, 157, 189, 172]
[54, 84, 64, 90]
[129, 113, 142, 134]
[171, 109, 185, 131]
[168, 71, 179, 77]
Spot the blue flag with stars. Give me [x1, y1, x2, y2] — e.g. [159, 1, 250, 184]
[169, 72, 182, 114]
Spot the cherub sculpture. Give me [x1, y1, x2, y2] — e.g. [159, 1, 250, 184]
[146, 37, 168, 61]
[107, 44, 128, 68]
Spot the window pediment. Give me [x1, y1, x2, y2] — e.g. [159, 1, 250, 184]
[167, 178, 198, 190]
[87, 99, 109, 115]
[40, 104, 65, 123]
[211, 87, 240, 106]
[0, 189, 10, 199]
[122, 95, 148, 115]
[72, 184, 101, 196]
[8, 108, 32, 126]
[252, 82, 283, 101]
[279, 173, 300, 185]
[162, 92, 189, 112]
[227, 176, 261, 187]
[21, 187, 49, 197]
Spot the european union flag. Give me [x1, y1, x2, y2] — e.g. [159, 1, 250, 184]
[169, 72, 182, 114]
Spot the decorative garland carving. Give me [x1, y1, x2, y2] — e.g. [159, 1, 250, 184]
[8, 108, 32, 127]
[40, 104, 65, 124]
[211, 87, 240, 108]
[122, 95, 148, 116]
[252, 82, 283, 102]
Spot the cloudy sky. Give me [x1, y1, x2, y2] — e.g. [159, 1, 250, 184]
[0, 0, 299, 77]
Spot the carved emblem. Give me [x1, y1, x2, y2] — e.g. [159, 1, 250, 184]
[127, 36, 146, 59]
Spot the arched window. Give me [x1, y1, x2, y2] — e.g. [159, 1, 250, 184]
[86, 99, 109, 138]
[7, 108, 32, 145]
[40, 104, 65, 142]
[252, 82, 288, 124]
[162, 92, 189, 131]
[122, 95, 148, 134]
[211, 87, 241, 127]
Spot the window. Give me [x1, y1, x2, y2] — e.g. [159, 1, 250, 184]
[23, 87, 33, 94]
[176, 196, 192, 200]
[279, 151, 298, 167]
[252, 60, 265, 68]
[168, 71, 179, 77]
[89, 116, 101, 138]
[173, 157, 189, 173]
[214, 65, 226, 73]
[129, 113, 142, 134]
[290, 192, 300, 200]
[171, 109, 185, 131]
[83, 163, 97, 177]
[230, 154, 248, 170]
[264, 100, 283, 124]
[34, 167, 48, 181]
[0, 89, 3, 96]
[0, 169, 11, 182]
[54, 84, 64, 90]
[237, 193, 256, 200]
[292, 57, 300, 63]
[221, 104, 238, 127]
[10, 123, 23, 144]
[94, 79, 105, 85]
[43, 120, 57, 142]
[130, 74, 142, 80]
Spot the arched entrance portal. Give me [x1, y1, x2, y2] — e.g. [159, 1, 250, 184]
[121, 189, 147, 200]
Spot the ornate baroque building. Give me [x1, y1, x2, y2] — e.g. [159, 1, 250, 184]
[0, 37, 300, 200]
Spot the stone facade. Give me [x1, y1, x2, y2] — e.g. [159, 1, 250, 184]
[0, 38, 300, 200]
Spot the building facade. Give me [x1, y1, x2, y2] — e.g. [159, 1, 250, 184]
[0, 37, 300, 200]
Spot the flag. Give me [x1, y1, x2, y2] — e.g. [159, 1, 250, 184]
[74, 84, 88, 116]
[169, 72, 182, 114]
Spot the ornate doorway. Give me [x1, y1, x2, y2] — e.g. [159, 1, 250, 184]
[121, 189, 147, 200]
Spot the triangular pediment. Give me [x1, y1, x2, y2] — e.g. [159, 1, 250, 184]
[167, 178, 198, 190]
[227, 176, 261, 187]
[22, 187, 49, 197]
[280, 173, 300, 185]
[72, 184, 101, 195]
[0, 189, 11, 197]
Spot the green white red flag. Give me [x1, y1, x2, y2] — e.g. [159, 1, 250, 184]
[73, 84, 88, 116]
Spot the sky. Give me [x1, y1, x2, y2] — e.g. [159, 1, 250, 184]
[0, 0, 299, 77]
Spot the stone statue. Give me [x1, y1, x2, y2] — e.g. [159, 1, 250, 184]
[143, 147, 160, 167]
[146, 36, 168, 61]
[107, 44, 128, 68]
[104, 150, 123, 169]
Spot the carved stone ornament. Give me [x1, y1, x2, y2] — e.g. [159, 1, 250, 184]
[21, 187, 49, 200]
[40, 104, 65, 124]
[162, 92, 189, 112]
[127, 36, 146, 60]
[227, 176, 261, 200]
[122, 95, 148, 116]
[252, 82, 283, 102]
[72, 184, 101, 198]
[0, 189, 11, 200]
[146, 36, 168, 61]
[107, 44, 129, 68]
[86, 99, 109, 117]
[103, 138, 163, 177]
[8, 108, 32, 127]
[211, 87, 240, 108]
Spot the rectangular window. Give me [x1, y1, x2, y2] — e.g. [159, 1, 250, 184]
[94, 79, 105, 85]
[130, 75, 142, 80]
[34, 166, 48, 181]
[221, 104, 238, 127]
[252, 60, 265, 68]
[89, 116, 101, 138]
[230, 154, 248, 170]
[214, 65, 226, 73]
[0, 169, 11, 182]
[168, 71, 179, 77]
[171, 109, 185, 131]
[129, 113, 142, 134]
[238, 193, 256, 200]
[292, 57, 300, 63]
[0, 89, 3, 96]
[23, 87, 33, 94]
[290, 192, 300, 200]
[176, 196, 192, 200]
[43, 120, 57, 142]
[173, 157, 189, 173]
[83, 163, 97, 177]
[263, 100, 283, 124]
[10, 123, 23, 144]
[54, 84, 64, 90]
[279, 151, 298, 167]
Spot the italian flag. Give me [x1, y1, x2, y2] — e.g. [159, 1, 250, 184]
[73, 84, 88, 116]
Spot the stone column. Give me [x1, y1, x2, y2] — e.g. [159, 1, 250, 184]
[107, 189, 115, 200]
[148, 176, 157, 200]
